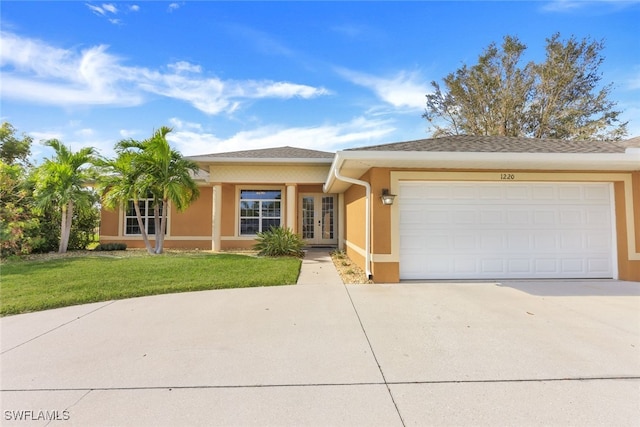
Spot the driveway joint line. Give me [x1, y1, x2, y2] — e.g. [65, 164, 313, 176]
[4, 376, 637, 393]
[1, 382, 388, 392]
[0, 301, 116, 355]
[386, 376, 640, 385]
[342, 284, 407, 427]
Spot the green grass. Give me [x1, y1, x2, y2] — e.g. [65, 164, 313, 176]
[0, 253, 301, 316]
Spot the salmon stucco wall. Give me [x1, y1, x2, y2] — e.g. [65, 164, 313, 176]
[343, 175, 367, 272]
[615, 174, 640, 281]
[368, 168, 392, 255]
[100, 208, 119, 236]
[170, 187, 213, 236]
[99, 185, 213, 249]
[220, 184, 236, 237]
[121, 239, 211, 249]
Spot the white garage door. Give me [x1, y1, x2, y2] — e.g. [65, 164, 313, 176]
[399, 182, 615, 280]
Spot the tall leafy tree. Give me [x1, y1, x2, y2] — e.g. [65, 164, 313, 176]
[101, 127, 200, 255]
[0, 162, 43, 256]
[424, 33, 627, 140]
[33, 140, 98, 253]
[0, 122, 33, 166]
[0, 123, 38, 255]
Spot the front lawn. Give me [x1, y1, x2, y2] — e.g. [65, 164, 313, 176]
[0, 252, 301, 316]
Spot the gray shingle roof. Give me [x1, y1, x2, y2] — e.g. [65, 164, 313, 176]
[198, 146, 334, 159]
[346, 135, 630, 154]
[622, 136, 640, 148]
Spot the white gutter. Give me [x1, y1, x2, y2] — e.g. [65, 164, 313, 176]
[332, 166, 372, 280]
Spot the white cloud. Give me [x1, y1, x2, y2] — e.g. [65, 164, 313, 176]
[627, 66, 640, 90]
[168, 61, 202, 74]
[338, 68, 427, 110]
[0, 33, 142, 106]
[102, 3, 117, 14]
[119, 129, 138, 138]
[0, 31, 330, 114]
[168, 118, 202, 131]
[30, 131, 64, 143]
[168, 3, 181, 12]
[86, 4, 107, 16]
[542, 0, 640, 12]
[85, 3, 118, 17]
[86, 3, 137, 24]
[75, 128, 95, 138]
[251, 82, 331, 98]
[168, 117, 395, 156]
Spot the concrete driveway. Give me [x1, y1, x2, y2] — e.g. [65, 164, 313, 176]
[1, 259, 639, 426]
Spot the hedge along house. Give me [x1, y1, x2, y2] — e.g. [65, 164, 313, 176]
[99, 136, 640, 282]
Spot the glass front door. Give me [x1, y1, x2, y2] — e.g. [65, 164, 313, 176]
[300, 194, 337, 246]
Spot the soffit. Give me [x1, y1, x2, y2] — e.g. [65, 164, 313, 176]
[325, 151, 640, 193]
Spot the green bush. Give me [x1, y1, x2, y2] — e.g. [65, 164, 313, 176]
[254, 226, 304, 257]
[94, 243, 127, 251]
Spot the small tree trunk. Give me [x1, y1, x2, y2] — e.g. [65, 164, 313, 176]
[58, 200, 74, 253]
[133, 199, 154, 254]
[153, 204, 164, 254]
[156, 199, 168, 254]
[59, 204, 68, 253]
[63, 200, 74, 253]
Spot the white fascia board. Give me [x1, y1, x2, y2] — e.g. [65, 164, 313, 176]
[323, 153, 346, 193]
[188, 156, 333, 165]
[342, 150, 639, 166]
[324, 150, 640, 192]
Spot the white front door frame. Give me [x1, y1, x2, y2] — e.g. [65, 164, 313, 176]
[299, 193, 338, 246]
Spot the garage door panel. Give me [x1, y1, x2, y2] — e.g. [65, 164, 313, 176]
[481, 258, 506, 274]
[424, 210, 449, 224]
[587, 233, 611, 250]
[585, 185, 610, 201]
[508, 259, 532, 274]
[558, 185, 582, 200]
[399, 182, 614, 280]
[533, 185, 556, 200]
[507, 209, 530, 225]
[560, 232, 584, 250]
[588, 258, 612, 274]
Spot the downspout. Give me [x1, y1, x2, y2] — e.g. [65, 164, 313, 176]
[333, 168, 372, 280]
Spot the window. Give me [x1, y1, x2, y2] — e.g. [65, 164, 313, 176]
[124, 199, 164, 235]
[239, 190, 281, 235]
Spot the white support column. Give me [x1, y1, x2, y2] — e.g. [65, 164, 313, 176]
[212, 184, 222, 251]
[286, 184, 296, 231]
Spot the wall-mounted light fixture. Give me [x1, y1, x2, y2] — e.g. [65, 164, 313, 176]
[380, 188, 396, 205]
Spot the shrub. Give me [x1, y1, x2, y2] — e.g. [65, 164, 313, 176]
[94, 243, 127, 251]
[254, 226, 304, 257]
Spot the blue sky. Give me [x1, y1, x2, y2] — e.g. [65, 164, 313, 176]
[1, 1, 639, 161]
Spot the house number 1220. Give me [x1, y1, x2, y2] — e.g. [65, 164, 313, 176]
[500, 173, 515, 180]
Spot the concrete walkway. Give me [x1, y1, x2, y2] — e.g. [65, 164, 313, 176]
[1, 250, 639, 426]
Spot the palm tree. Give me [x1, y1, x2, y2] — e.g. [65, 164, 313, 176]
[33, 140, 98, 253]
[97, 151, 155, 254]
[102, 127, 200, 254]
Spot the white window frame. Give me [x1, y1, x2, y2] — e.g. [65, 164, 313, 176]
[124, 198, 165, 236]
[238, 188, 283, 236]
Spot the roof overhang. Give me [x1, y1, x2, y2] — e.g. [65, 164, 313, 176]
[187, 155, 333, 167]
[324, 150, 640, 193]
